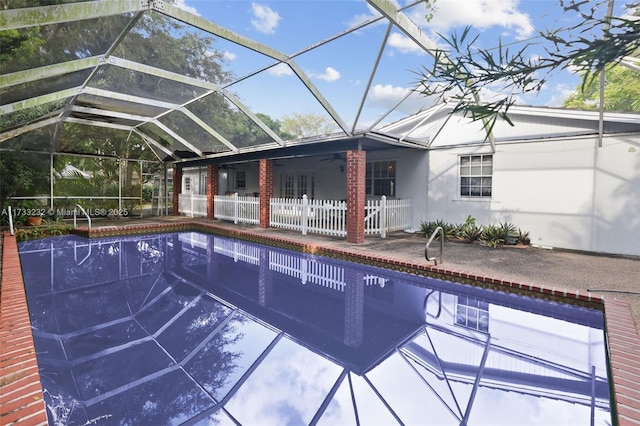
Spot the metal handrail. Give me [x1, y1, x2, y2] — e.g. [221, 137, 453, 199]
[7, 205, 14, 236]
[425, 226, 443, 265]
[73, 204, 92, 231]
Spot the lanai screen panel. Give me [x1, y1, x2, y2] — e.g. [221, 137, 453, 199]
[185, 93, 276, 150]
[0, 13, 133, 75]
[158, 109, 233, 155]
[1, 0, 451, 160]
[0, 69, 93, 106]
[75, 94, 168, 118]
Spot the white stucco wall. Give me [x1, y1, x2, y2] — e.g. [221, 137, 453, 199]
[426, 135, 640, 256]
[366, 149, 429, 231]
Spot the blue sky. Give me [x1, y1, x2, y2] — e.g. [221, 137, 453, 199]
[172, 0, 632, 130]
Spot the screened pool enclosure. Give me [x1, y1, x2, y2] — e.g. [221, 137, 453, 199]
[1, 0, 443, 217]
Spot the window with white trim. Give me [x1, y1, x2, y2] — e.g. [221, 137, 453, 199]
[456, 296, 489, 332]
[184, 177, 191, 192]
[459, 154, 492, 197]
[366, 160, 396, 197]
[236, 171, 246, 190]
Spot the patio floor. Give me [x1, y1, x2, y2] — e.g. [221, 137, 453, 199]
[2, 217, 640, 424]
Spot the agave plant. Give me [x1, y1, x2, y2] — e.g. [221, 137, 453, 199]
[480, 224, 504, 248]
[518, 228, 531, 245]
[499, 221, 519, 245]
[460, 215, 482, 242]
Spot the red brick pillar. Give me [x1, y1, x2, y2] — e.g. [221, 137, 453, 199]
[259, 159, 273, 228]
[258, 246, 273, 307]
[172, 166, 182, 216]
[344, 268, 364, 347]
[206, 164, 219, 220]
[346, 150, 366, 243]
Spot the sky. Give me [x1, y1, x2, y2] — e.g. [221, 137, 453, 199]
[169, 0, 632, 130]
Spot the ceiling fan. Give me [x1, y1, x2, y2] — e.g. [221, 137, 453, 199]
[320, 153, 346, 162]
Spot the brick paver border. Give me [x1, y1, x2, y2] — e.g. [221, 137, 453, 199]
[1, 232, 47, 425]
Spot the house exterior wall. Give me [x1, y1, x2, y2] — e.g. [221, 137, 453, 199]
[181, 167, 206, 195]
[426, 134, 640, 256]
[366, 149, 429, 231]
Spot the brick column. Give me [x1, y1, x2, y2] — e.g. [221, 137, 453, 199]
[172, 166, 182, 216]
[344, 267, 365, 348]
[258, 247, 273, 307]
[206, 164, 219, 220]
[259, 159, 274, 229]
[346, 150, 366, 243]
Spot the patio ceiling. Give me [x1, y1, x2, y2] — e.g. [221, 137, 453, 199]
[0, 0, 445, 164]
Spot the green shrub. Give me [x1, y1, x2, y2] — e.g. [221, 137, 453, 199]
[499, 221, 519, 245]
[422, 216, 531, 248]
[460, 215, 482, 242]
[480, 224, 504, 248]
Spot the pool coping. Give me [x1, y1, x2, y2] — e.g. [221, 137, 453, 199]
[2, 222, 640, 424]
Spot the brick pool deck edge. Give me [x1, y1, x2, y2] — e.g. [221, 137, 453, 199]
[2, 223, 640, 425]
[0, 233, 47, 425]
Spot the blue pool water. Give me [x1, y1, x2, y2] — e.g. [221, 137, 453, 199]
[19, 232, 611, 425]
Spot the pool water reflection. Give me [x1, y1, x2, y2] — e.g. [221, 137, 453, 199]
[19, 232, 611, 425]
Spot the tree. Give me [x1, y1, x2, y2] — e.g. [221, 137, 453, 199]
[416, 0, 640, 132]
[564, 65, 640, 111]
[280, 113, 337, 138]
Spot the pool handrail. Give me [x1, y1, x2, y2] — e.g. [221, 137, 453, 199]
[425, 226, 443, 265]
[74, 204, 92, 231]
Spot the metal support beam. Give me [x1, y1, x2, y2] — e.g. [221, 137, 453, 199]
[154, 0, 287, 62]
[0, 88, 80, 115]
[0, 0, 148, 31]
[82, 87, 178, 110]
[353, 23, 393, 134]
[223, 92, 285, 146]
[133, 129, 179, 161]
[288, 61, 351, 136]
[0, 57, 103, 88]
[153, 119, 204, 158]
[179, 107, 237, 153]
[0, 117, 60, 143]
[366, 0, 496, 152]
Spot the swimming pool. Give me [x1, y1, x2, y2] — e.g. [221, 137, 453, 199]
[19, 231, 611, 425]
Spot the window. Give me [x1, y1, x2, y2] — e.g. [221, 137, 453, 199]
[456, 296, 489, 332]
[236, 171, 246, 190]
[184, 177, 191, 192]
[280, 172, 314, 198]
[366, 160, 396, 197]
[459, 155, 492, 197]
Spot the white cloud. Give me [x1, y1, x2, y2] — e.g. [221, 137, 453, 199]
[267, 63, 294, 77]
[371, 84, 412, 102]
[369, 84, 433, 114]
[388, 32, 425, 55]
[346, 1, 400, 28]
[223, 51, 237, 61]
[173, 0, 200, 16]
[542, 83, 575, 107]
[251, 3, 281, 34]
[408, 0, 534, 40]
[315, 67, 341, 82]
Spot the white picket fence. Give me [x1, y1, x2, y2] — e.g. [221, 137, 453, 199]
[211, 238, 390, 291]
[364, 196, 412, 238]
[270, 195, 347, 237]
[270, 195, 411, 238]
[208, 193, 411, 238]
[178, 193, 207, 217]
[213, 193, 260, 225]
